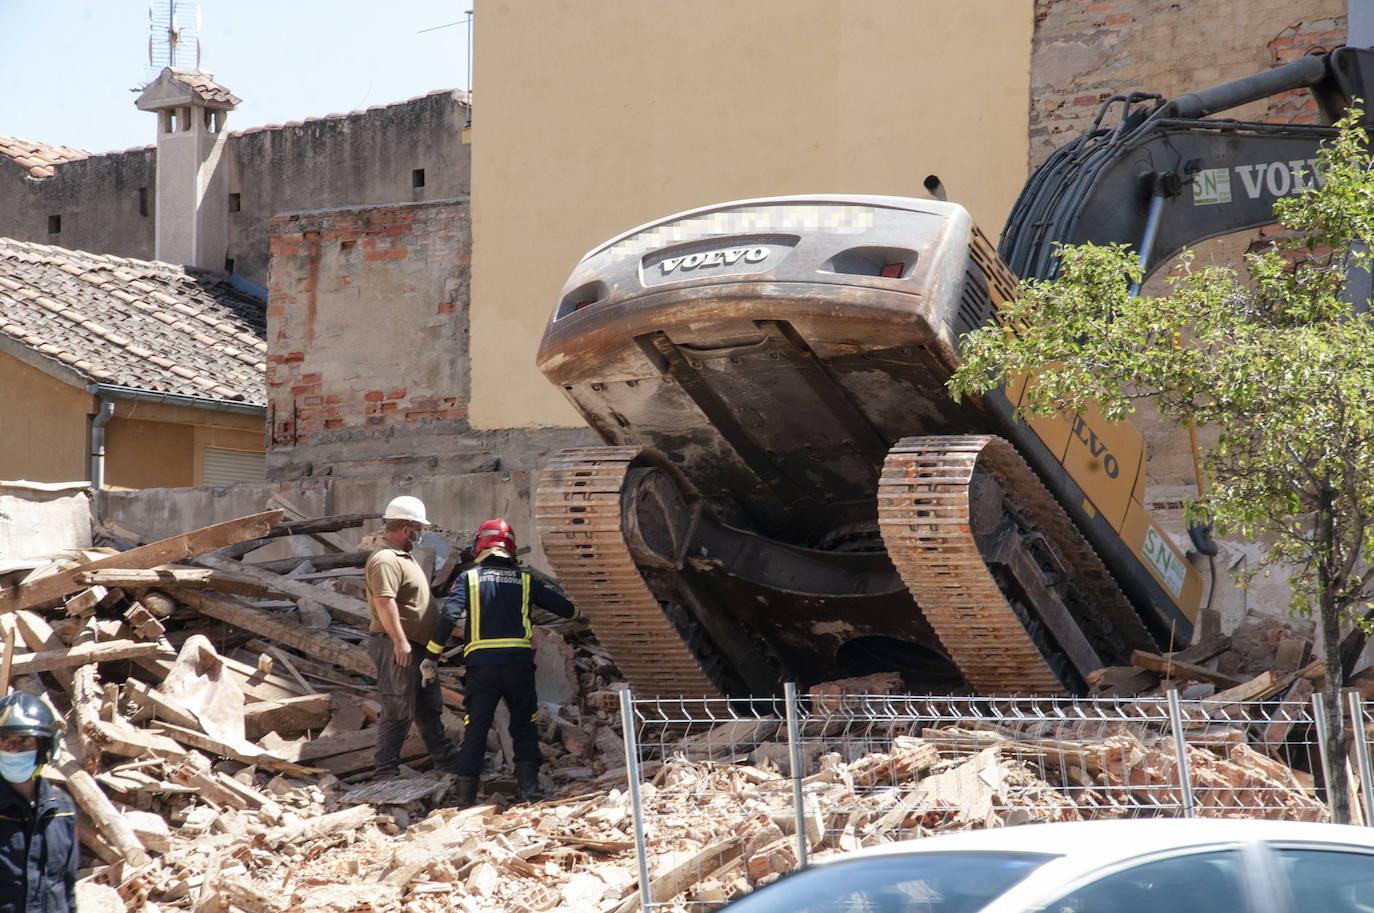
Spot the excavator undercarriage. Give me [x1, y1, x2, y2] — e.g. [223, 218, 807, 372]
[531, 197, 1185, 698]
[537, 435, 1158, 698]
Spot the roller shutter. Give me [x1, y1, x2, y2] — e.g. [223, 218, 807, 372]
[202, 447, 266, 484]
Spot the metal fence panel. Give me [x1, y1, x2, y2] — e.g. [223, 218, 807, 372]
[622, 690, 1337, 913]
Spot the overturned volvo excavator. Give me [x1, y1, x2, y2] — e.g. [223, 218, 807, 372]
[534, 47, 1374, 698]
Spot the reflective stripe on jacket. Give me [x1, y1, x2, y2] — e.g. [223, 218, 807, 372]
[428, 557, 579, 666]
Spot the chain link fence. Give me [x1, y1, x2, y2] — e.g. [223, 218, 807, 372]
[613, 687, 1374, 913]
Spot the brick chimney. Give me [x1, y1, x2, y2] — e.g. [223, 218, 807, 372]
[135, 67, 240, 269]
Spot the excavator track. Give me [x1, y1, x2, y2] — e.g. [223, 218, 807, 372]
[878, 434, 1149, 695]
[535, 447, 720, 697]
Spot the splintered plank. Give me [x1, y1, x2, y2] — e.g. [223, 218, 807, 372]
[1131, 650, 1246, 690]
[189, 555, 371, 627]
[166, 587, 375, 676]
[8, 639, 161, 676]
[0, 510, 284, 614]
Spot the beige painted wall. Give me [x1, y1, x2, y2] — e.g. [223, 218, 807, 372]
[0, 350, 262, 488]
[103, 402, 263, 490]
[0, 352, 91, 482]
[470, 0, 1034, 429]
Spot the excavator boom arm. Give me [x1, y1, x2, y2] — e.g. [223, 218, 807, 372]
[1000, 47, 1374, 281]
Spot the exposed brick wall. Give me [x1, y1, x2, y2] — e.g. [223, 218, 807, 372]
[1030, 0, 1347, 168]
[1267, 17, 1347, 123]
[266, 199, 470, 451]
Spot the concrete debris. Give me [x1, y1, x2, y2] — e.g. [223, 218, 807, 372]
[0, 509, 1345, 912]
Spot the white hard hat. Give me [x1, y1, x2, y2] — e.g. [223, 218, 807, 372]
[383, 496, 429, 525]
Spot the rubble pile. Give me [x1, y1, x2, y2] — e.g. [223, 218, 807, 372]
[0, 507, 1345, 912]
[1084, 614, 1330, 704]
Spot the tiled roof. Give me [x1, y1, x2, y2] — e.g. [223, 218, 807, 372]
[0, 138, 91, 178]
[0, 239, 265, 405]
[167, 68, 242, 108]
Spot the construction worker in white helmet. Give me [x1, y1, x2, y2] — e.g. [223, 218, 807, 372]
[363, 495, 461, 779]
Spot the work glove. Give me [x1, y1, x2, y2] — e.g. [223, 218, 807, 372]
[419, 658, 438, 687]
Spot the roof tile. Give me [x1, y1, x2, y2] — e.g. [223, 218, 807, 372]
[168, 69, 243, 108]
[0, 238, 265, 405]
[0, 137, 91, 179]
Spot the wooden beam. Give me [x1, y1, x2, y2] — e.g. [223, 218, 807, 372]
[243, 693, 335, 740]
[249, 550, 373, 574]
[55, 757, 150, 867]
[148, 721, 325, 777]
[242, 638, 370, 691]
[254, 643, 315, 694]
[1131, 650, 1246, 689]
[167, 588, 375, 677]
[10, 610, 74, 696]
[1207, 671, 1281, 705]
[218, 512, 381, 560]
[64, 586, 111, 617]
[121, 679, 204, 731]
[9, 640, 160, 676]
[69, 620, 103, 771]
[0, 617, 14, 694]
[187, 556, 371, 627]
[268, 492, 356, 554]
[280, 725, 377, 762]
[86, 718, 189, 760]
[77, 568, 214, 588]
[0, 510, 284, 613]
[311, 731, 428, 777]
[121, 601, 166, 640]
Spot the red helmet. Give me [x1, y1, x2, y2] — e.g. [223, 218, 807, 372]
[473, 518, 516, 561]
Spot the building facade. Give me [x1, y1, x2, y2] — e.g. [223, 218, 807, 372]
[0, 74, 470, 288]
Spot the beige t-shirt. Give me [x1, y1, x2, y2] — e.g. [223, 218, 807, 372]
[364, 547, 435, 643]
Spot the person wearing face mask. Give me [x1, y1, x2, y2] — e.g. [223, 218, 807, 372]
[364, 496, 462, 780]
[0, 691, 77, 913]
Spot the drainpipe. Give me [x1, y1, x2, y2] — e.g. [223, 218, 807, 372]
[90, 395, 116, 519]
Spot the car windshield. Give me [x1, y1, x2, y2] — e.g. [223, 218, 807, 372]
[720, 851, 1056, 913]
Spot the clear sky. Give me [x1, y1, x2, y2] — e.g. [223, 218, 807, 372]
[0, 0, 472, 154]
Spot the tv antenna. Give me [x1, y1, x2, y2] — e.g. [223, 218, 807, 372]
[146, 1, 202, 79]
[418, 9, 474, 93]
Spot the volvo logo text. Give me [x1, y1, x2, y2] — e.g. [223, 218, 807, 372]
[1071, 416, 1120, 479]
[660, 246, 769, 274]
[1193, 158, 1321, 206]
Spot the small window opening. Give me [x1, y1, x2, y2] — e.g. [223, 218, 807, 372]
[47, 215, 61, 234]
[225, 258, 235, 274]
[412, 168, 425, 189]
[159, 111, 173, 134]
[228, 193, 241, 213]
[138, 187, 148, 217]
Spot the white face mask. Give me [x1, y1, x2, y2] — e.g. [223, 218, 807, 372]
[0, 750, 38, 783]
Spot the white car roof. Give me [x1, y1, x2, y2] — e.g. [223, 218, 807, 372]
[824, 817, 1374, 865]
[806, 819, 1374, 913]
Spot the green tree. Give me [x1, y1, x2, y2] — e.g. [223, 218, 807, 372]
[949, 113, 1374, 823]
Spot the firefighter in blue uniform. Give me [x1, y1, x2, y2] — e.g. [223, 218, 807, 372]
[0, 692, 78, 913]
[421, 518, 582, 807]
